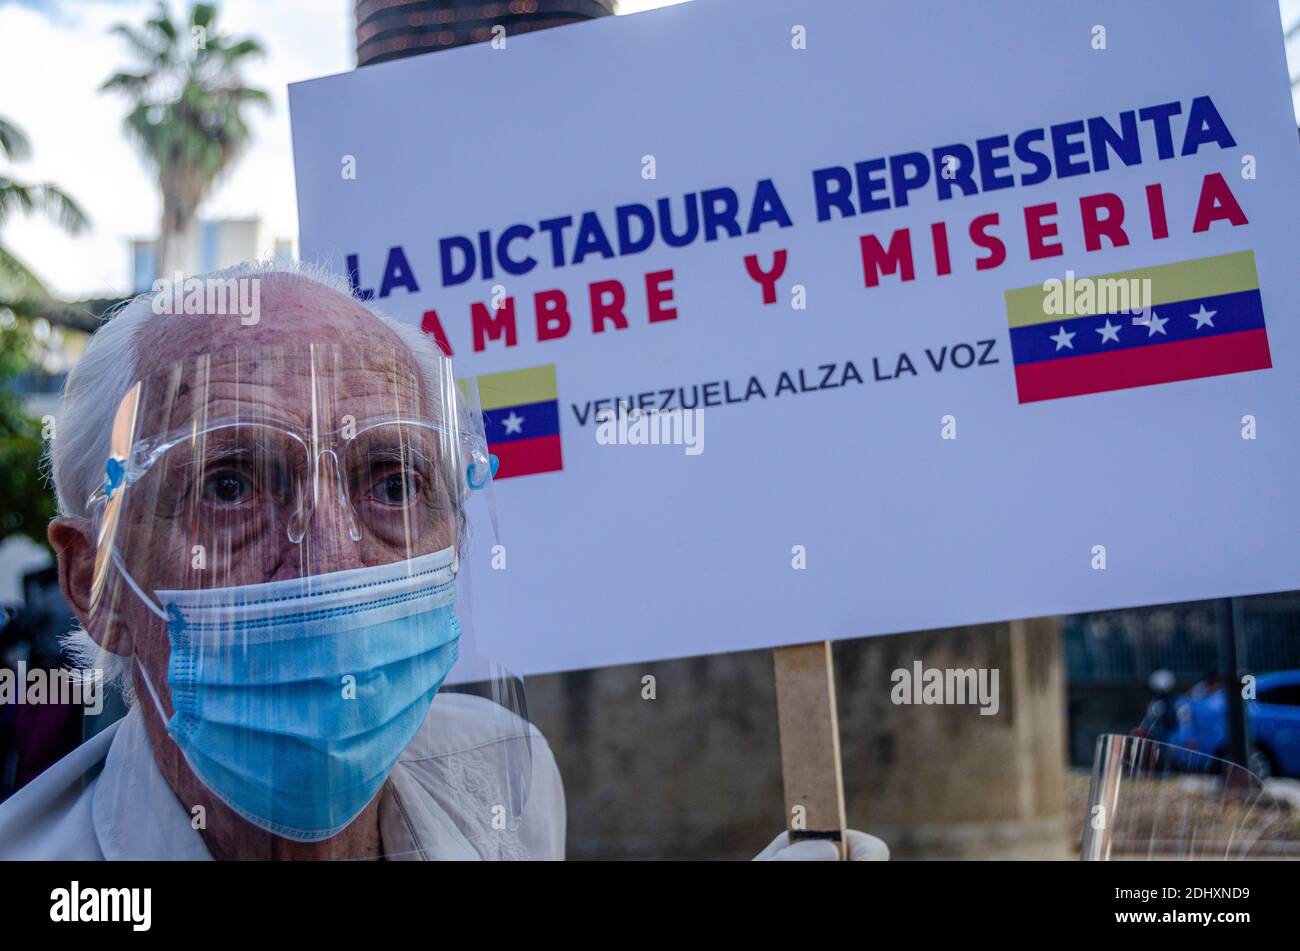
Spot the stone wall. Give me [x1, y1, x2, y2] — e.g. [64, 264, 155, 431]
[525, 618, 1071, 859]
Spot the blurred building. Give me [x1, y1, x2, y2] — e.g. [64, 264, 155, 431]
[355, 0, 614, 66]
[1063, 592, 1300, 765]
[130, 218, 294, 294]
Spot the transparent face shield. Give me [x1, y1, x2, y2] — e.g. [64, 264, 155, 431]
[1081, 734, 1297, 860]
[83, 343, 531, 854]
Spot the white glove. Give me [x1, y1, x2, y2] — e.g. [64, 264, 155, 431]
[753, 829, 890, 861]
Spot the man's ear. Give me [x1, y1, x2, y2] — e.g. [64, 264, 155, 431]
[48, 515, 131, 655]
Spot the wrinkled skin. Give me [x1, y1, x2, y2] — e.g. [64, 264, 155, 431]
[50, 274, 446, 860]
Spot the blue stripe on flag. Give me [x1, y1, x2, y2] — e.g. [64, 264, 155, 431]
[1009, 289, 1265, 366]
[483, 399, 560, 444]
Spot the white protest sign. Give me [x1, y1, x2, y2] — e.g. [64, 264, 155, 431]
[290, 0, 1300, 676]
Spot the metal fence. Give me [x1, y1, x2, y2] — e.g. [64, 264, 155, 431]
[1064, 591, 1300, 684]
[1062, 590, 1300, 765]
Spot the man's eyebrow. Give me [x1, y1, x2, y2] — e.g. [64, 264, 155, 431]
[169, 431, 301, 462]
[356, 442, 437, 464]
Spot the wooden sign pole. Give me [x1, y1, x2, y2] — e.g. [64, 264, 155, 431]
[772, 641, 848, 859]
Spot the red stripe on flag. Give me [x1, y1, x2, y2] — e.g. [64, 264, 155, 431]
[1015, 329, 1272, 403]
[491, 434, 563, 479]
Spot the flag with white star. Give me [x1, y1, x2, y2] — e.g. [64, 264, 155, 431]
[1004, 251, 1271, 403]
[465, 364, 563, 479]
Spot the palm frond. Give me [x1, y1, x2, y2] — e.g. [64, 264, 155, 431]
[222, 85, 272, 108]
[0, 117, 31, 162]
[222, 37, 265, 61]
[191, 2, 217, 31]
[99, 70, 153, 95]
[0, 179, 89, 235]
[109, 23, 169, 64]
[0, 178, 35, 224]
[31, 184, 89, 234]
[0, 244, 49, 300]
[147, 1, 179, 46]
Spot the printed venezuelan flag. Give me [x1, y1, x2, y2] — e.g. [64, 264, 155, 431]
[470, 364, 562, 479]
[1004, 251, 1272, 403]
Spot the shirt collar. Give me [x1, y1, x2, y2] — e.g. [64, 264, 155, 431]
[91, 705, 477, 860]
[92, 705, 213, 861]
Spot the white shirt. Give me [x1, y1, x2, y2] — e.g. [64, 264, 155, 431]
[0, 692, 566, 860]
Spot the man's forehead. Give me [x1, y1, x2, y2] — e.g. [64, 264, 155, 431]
[141, 347, 428, 433]
[130, 275, 433, 431]
[144, 273, 407, 365]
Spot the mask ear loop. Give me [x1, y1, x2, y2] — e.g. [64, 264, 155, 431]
[134, 654, 171, 724]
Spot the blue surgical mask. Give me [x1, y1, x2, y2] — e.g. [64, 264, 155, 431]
[136, 546, 461, 842]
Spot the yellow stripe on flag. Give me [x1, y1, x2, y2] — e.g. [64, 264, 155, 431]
[1004, 251, 1258, 328]
[469, 364, 558, 411]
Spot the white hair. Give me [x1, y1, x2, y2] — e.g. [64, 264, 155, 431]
[50, 258, 471, 699]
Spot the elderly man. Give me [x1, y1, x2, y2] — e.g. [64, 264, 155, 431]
[0, 262, 886, 861]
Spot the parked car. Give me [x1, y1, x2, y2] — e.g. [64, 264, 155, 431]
[1160, 670, 1300, 779]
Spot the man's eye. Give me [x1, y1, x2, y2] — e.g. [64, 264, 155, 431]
[204, 472, 251, 504]
[372, 472, 420, 504]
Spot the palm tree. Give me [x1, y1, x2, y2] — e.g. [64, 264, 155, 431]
[101, 2, 268, 279]
[0, 117, 90, 546]
[0, 116, 89, 313]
